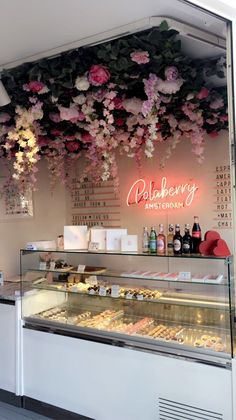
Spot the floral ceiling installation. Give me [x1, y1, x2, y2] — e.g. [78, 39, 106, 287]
[0, 21, 228, 190]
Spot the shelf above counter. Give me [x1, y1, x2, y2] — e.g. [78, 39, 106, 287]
[21, 267, 228, 286]
[20, 248, 232, 261]
[22, 281, 230, 310]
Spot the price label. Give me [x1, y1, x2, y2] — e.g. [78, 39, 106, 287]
[178, 271, 191, 281]
[77, 264, 86, 273]
[0, 271, 4, 286]
[99, 286, 107, 296]
[39, 262, 47, 270]
[126, 292, 133, 300]
[89, 288, 95, 295]
[50, 261, 56, 270]
[111, 285, 119, 298]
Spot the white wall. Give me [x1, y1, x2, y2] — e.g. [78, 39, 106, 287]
[0, 160, 66, 277]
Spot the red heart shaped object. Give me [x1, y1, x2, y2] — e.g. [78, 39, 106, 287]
[213, 239, 231, 257]
[204, 231, 221, 241]
[199, 239, 218, 256]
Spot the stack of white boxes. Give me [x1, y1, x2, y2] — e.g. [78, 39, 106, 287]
[64, 226, 138, 252]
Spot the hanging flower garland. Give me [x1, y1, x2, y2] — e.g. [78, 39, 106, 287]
[0, 21, 228, 190]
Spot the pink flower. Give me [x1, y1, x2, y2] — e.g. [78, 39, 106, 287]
[130, 51, 150, 64]
[219, 114, 228, 122]
[81, 132, 93, 144]
[66, 141, 80, 152]
[206, 118, 218, 125]
[49, 113, 61, 123]
[192, 144, 204, 156]
[92, 89, 107, 102]
[28, 81, 45, 93]
[38, 136, 50, 147]
[59, 106, 79, 121]
[88, 65, 110, 86]
[51, 129, 62, 136]
[0, 112, 11, 123]
[64, 135, 76, 141]
[123, 97, 142, 115]
[210, 98, 224, 109]
[113, 97, 124, 110]
[209, 131, 219, 138]
[77, 112, 85, 121]
[165, 66, 179, 81]
[196, 87, 209, 100]
[156, 77, 184, 95]
[178, 119, 192, 132]
[116, 118, 124, 127]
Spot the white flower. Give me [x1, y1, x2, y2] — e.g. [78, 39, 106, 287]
[73, 94, 86, 105]
[75, 75, 90, 91]
[156, 77, 184, 95]
[123, 97, 142, 115]
[51, 96, 58, 103]
[186, 93, 195, 101]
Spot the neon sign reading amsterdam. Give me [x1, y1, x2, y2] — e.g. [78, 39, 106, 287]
[126, 177, 198, 210]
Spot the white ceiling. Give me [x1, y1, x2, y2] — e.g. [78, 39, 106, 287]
[0, 0, 228, 69]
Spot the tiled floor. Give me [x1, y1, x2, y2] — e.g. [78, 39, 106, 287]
[0, 402, 50, 420]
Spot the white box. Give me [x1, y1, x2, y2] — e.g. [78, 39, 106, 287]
[106, 229, 127, 251]
[90, 228, 107, 250]
[64, 226, 88, 250]
[121, 235, 138, 252]
[26, 240, 56, 250]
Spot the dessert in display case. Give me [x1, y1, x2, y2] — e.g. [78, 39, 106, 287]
[20, 249, 234, 366]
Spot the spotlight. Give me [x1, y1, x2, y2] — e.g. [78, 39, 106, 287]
[0, 79, 11, 107]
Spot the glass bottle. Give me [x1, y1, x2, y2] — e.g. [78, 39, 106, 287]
[167, 224, 174, 256]
[182, 224, 192, 254]
[157, 224, 166, 255]
[173, 224, 182, 255]
[149, 227, 157, 254]
[142, 227, 149, 253]
[192, 216, 202, 253]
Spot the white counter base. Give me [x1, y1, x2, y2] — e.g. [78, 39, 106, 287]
[0, 302, 18, 394]
[23, 328, 233, 420]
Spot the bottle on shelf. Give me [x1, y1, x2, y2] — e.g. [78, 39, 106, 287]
[167, 224, 174, 255]
[192, 216, 202, 254]
[142, 227, 149, 253]
[157, 224, 166, 255]
[173, 224, 182, 255]
[182, 224, 192, 254]
[149, 227, 157, 254]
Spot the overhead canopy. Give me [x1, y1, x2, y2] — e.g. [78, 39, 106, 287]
[0, 0, 228, 69]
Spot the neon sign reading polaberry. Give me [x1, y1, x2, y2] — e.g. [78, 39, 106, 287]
[126, 177, 198, 210]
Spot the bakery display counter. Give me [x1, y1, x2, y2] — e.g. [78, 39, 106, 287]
[20, 249, 234, 367]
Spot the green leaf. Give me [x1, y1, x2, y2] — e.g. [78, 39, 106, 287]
[159, 20, 169, 32]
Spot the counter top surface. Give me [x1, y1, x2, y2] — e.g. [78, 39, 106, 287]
[0, 281, 21, 301]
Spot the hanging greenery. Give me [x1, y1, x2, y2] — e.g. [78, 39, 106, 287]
[0, 20, 228, 190]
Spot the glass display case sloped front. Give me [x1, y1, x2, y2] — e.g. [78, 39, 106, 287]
[20, 249, 234, 367]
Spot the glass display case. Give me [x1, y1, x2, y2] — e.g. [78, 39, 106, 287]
[20, 249, 234, 367]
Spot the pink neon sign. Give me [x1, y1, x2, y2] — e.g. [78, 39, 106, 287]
[126, 177, 198, 210]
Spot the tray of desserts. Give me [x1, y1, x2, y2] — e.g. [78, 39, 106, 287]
[121, 271, 224, 284]
[70, 266, 107, 274]
[32, 306, 228, 354]
[121, 271, 179, 281]
[66, 281, 163, 301]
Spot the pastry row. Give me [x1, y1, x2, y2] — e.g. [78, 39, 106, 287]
[68, 282, 162, 301]
[34, 307, 227, 353]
